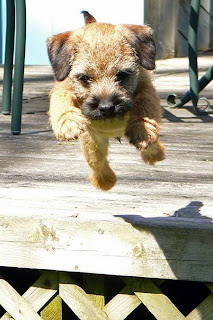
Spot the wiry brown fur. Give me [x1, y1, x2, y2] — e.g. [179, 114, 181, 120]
[47, 12, 165, 190]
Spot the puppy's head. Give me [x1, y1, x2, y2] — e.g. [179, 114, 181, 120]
[47, 12, 156, 120]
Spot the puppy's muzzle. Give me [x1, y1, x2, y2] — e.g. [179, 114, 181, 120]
[82, 96, 132, 120]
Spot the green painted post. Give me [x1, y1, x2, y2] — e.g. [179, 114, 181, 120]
[2, 0, 15, 115]
[188, 0, 200, 110]
[11, 0, 26, 135]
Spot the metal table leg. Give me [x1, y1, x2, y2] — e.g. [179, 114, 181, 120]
[11, 0, 26, 135]
[2, 0, 15, 115]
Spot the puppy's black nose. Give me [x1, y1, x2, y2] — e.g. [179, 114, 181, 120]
[99, 101, 115, 116]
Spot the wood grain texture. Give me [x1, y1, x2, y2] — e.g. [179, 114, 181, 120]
[83, 274, 105, 309]
[123, 277, 185, 320]
[59, 273, 109, 320]
[186, 294, 213, 320]
[0, 275, 42, 320]
[40, 295, 62, 320]
[104, 285, 141, 320]
[0, 271, 58, 320]
[1, 214, 213, 281]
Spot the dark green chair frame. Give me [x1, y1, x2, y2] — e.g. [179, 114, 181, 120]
[2, 0, 26, 134]
[167, 0, 213, 113]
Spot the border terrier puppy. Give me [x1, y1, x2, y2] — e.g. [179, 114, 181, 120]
[47, 11, 165, 190]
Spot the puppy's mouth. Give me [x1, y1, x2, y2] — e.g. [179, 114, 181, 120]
[82, 97, 132, 120]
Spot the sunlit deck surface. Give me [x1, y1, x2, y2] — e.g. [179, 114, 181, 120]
[0, 56, 213, 282]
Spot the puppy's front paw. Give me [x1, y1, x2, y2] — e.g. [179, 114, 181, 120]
[55, 119, 85, 141]
[141, 141, 165, 165]
[136, 117, 159, 150]
[59, 120, 84, 140]
[126, 117, 159, 148]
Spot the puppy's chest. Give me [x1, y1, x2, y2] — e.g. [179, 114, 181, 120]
[89, 114, 129, 137]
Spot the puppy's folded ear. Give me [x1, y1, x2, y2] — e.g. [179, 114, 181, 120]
[47, 31, 73, 81]
[119, 25, 156, 70]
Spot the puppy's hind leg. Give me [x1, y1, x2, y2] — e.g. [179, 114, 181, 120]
[79, 131, 116, 190]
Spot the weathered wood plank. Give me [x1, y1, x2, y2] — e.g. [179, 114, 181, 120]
[205, 283, 213, 293]
[144, 0, 178, 59]
[0, 275, 42, 320]
[83, 274, 105, 309]
[0, 271, 58, 320]
[22, 271, 58, 311]
[104, 285, 141, 320]
[59, 273, 109, 320]
[123, 277, 185, 320]
[186, 294, 213, 320]
[1, 215, 213, 282]
[40, 295, 62, 320]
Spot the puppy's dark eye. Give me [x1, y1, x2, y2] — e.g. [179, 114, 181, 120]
[116, 70, 133, 83]
[77, 74, 91, 84]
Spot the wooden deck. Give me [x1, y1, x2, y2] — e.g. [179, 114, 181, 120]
[0, 56, 213, 284]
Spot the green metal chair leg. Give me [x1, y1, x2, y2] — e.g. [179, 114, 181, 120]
[2, 0, 15, 115]
[11, 0, 26, 135]
[188, 0, 200, 112]
[167, 0, 212, 113]
[167, 65, 213, 110]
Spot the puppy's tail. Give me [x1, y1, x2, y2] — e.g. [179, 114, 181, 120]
[81, 11, 97, 25]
